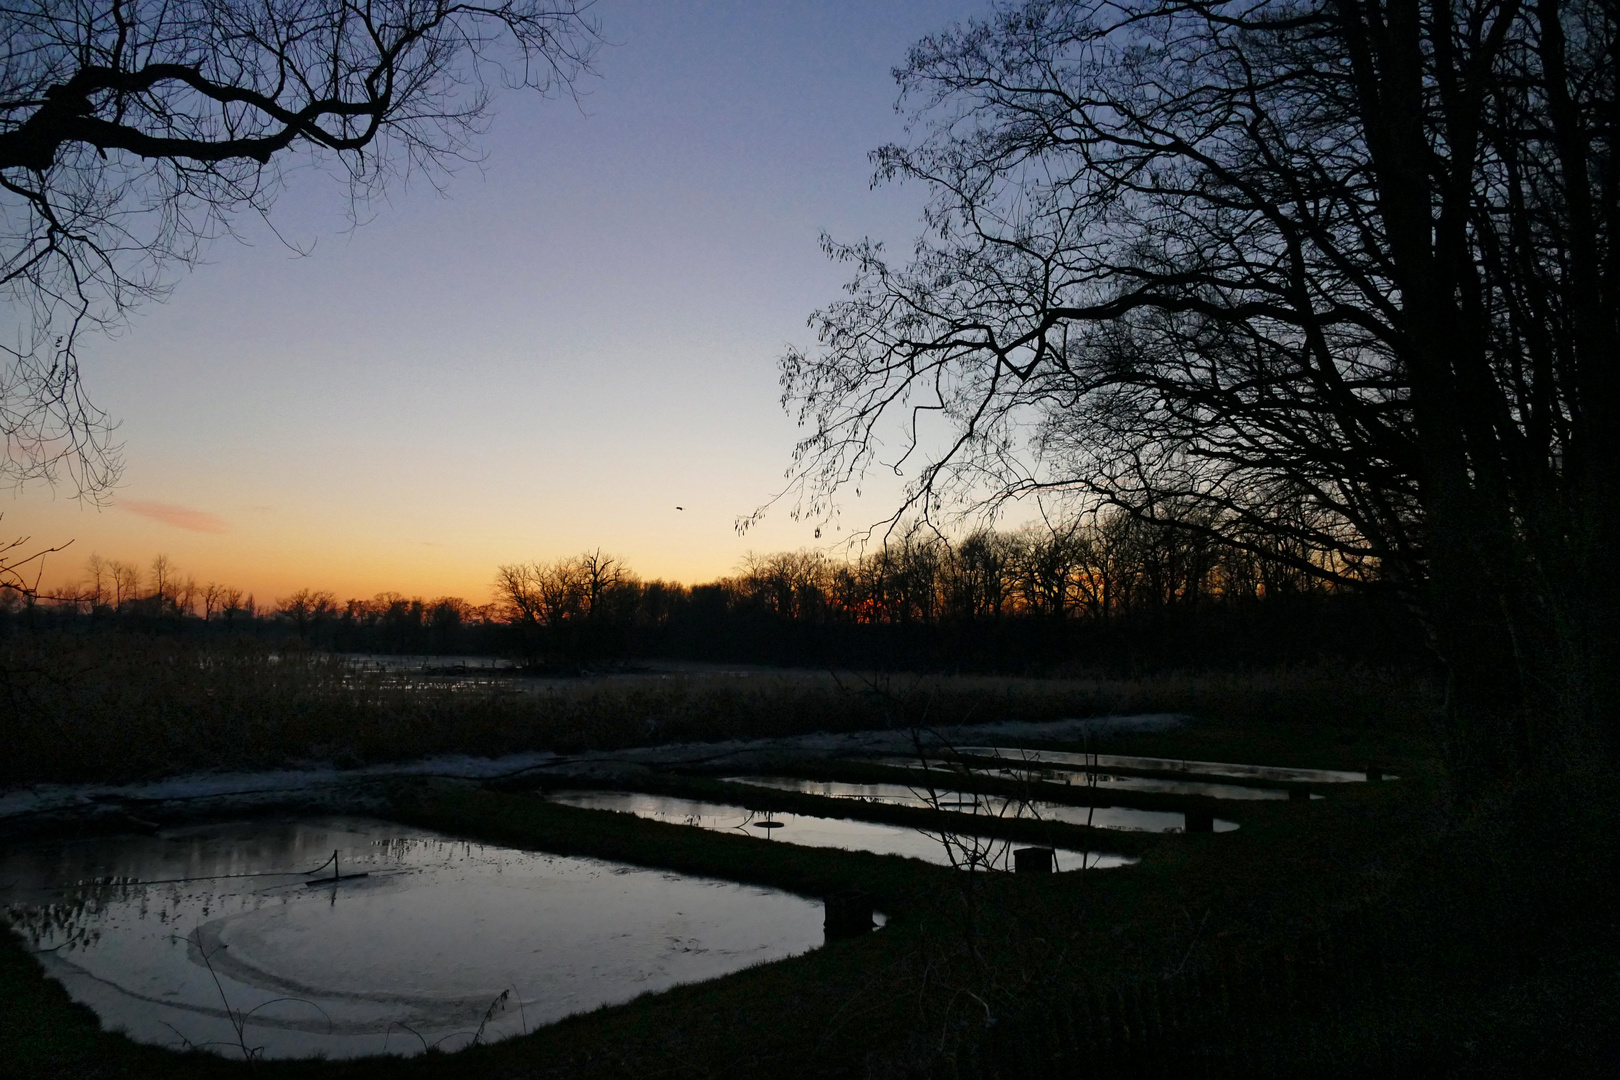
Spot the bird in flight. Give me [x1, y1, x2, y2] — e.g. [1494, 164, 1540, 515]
[676, 506, 684, 511]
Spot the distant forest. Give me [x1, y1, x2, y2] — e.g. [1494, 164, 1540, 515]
[7, 511, 1422, 673]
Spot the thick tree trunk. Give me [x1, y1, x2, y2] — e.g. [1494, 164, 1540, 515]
[1341, 0, 1618, 785]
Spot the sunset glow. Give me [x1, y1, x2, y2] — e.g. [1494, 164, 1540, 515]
[7, 0, 966, 604]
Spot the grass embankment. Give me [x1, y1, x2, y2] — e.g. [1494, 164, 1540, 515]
[3, 632, 1426, 784]
[3, 652, 1613, 1076]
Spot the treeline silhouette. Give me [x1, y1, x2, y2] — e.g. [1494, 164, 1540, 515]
[7, 557, 505, 656]
[8, 512, 1422, 673]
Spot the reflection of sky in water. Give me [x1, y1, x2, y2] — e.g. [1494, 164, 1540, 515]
[980, 767, 1324, 801]
[984, 767, 1315, 803]
[0, 818, 823, 1060]
[548, 791, 1135, 871]
[724, 778, 1239, 833]
[949, 748, 1382, 784]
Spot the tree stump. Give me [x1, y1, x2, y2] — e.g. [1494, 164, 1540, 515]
[1014, 846, 1055, 873]
[823, 889, 874, 939]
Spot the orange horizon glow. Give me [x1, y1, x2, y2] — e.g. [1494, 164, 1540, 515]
[21, 529, 753, 610]
[10, 491, 864, 609]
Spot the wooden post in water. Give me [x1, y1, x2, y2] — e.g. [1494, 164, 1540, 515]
[1184, 811, 1215, 833]
[1014, 846, 1055, 873]
[823, 889, 874, 940]
[1289, 786, 1311, 802]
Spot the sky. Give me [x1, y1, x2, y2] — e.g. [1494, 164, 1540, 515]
[9, 0, 986, 605]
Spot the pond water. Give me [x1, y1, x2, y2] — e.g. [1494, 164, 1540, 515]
[0, 817, 824, 1060]
[978, 766, 1322, 800]
[548, 791, 1134, 871]
[949, 748, 1382, 783]
[725, 778, 1239, 833]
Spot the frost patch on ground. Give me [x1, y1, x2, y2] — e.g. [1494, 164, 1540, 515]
[562, 713, 1187, 771]
[0, 753, 561, 825]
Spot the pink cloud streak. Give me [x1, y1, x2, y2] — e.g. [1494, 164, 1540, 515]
[121, 500, 228, 534]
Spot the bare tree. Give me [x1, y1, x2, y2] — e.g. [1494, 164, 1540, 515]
[277, 588, 336, 635]
[83, 552, 108, 609]
[495, 552, 639, 665]
[148, 553, 173, 611]
[775, 0, 1620, 780]
[219, 586, 246, 624]
[494, 561, 554, 663]
[737, 550, 831, 621]
[427, 595, 473, 651]
[578, 549, 634, 620]
[175, 576, 198, 618]
[1, 0, 598, 497]
[494, 562, 546, 629]
[1007, 525, 1084, 619]
[0, 526, 71, 612]
[109, 559, 139, 609]
[942, 529, 1013, 621]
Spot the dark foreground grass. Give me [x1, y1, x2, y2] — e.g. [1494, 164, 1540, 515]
[3, 657, 1614, 1077]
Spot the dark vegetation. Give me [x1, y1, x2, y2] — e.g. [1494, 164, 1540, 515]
[777, 0, 1620, 790]
[3, 703, 1615, 1078]
[0, 632, 1424, 785]
[5, 0, 1619, 1074]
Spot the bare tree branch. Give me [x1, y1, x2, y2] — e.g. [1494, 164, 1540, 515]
[1, 0, 599, 499]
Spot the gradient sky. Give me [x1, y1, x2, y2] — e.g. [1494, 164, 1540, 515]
[11, 0, 984, 605]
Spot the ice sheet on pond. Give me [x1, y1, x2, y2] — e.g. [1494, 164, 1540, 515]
[725, 778, 1239, 833]
[549, 791, 1134, 870]
[0, 817, 824, 1060]
[946, 748, 1383, 783]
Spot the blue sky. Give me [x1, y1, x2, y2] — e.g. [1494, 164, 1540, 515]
[13, 0, 984, 603]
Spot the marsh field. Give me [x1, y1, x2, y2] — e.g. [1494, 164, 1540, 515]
[9, 0, 1620, 1073]
[2, 638, 1614, 1079]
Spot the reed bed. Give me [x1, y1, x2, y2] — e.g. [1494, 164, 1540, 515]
[1, 634, 1437, 784]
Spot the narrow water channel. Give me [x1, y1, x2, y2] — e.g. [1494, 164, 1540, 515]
[950, 748, 1382, 783]
[0, 817, 825, 1059]
[548, 791, 1135, 870]
[725, 778, 1240, 833]
[978, 766, 1321, 800]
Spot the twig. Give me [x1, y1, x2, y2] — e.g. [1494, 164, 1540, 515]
[471, 988, 510, 1046]
[385, 1020, 430, 1055]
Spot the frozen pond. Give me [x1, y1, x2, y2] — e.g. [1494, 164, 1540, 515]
[726, 778, 1239, 833]
[948, 748, 1383, 783]
[549, 791, 1134, 871]
[0, 817, 824, 1059]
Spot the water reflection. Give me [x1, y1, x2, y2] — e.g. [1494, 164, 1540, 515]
[0, 818, 823, 1059]
[979, 766, 1320, 800]
[725, 778, 1240, 833]
[949, 748, 1384, 783]
[548, 791, 1134, 870]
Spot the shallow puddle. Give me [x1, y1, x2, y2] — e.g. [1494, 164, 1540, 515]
[723, 778, 1238, 832]
[0, 817, 824, 1059]
[550, 791, 1134, 870]
[944, 748, 1383, 784]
